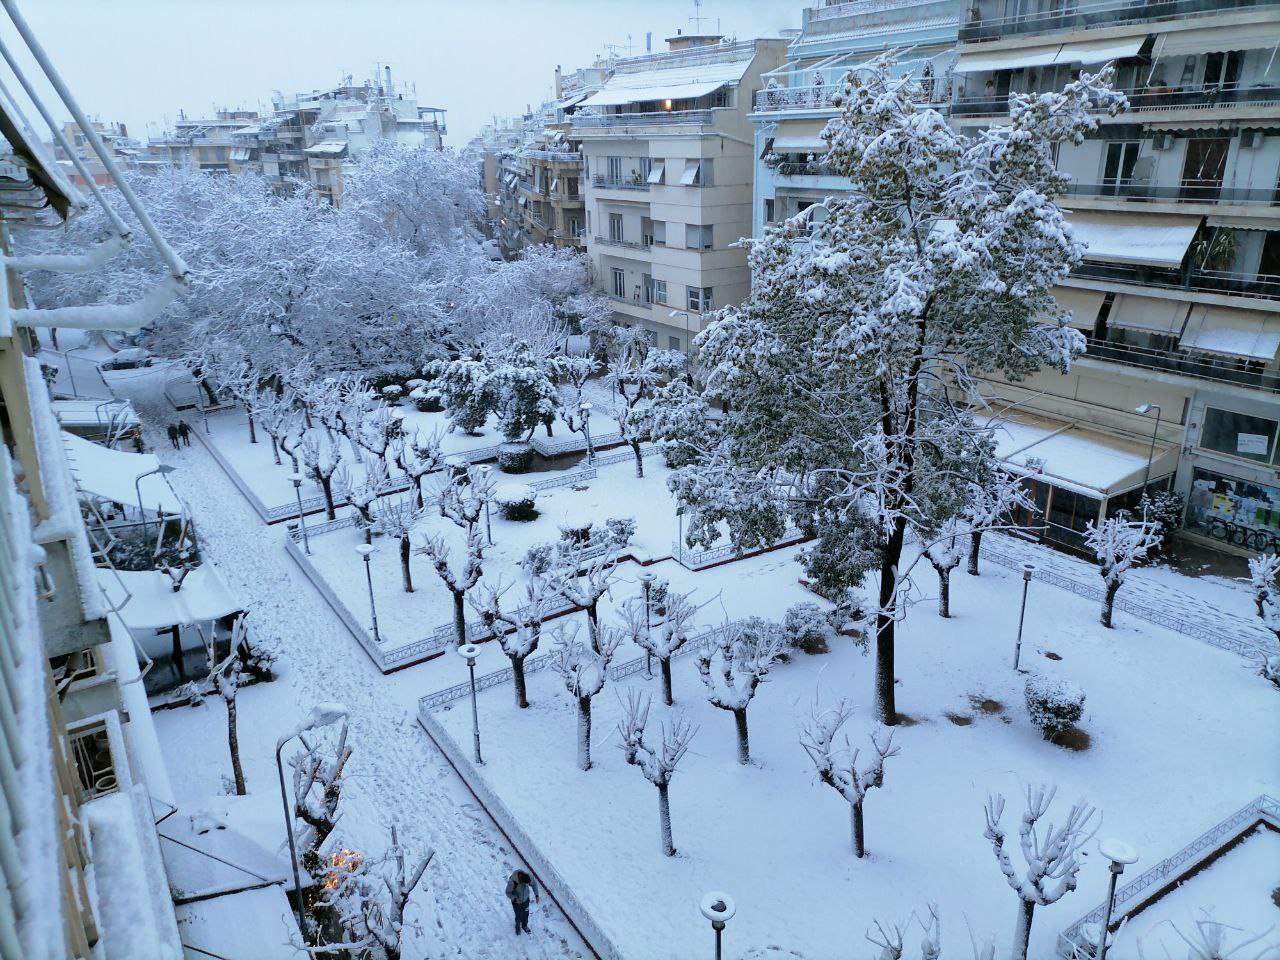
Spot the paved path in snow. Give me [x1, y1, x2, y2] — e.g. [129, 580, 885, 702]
[121, 372, 586, 960]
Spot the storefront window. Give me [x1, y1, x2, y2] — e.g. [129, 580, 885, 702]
[1045, 486, 1101, 552]
[1185, 468, 1280, 553]
[1199, 408, 1279, 465]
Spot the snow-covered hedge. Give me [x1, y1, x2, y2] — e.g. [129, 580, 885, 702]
[409, 385, 443, 412]
[495, 483, 538, 521]
[558, 513, 594, 545]
[1024, 674, 1086, 741]
[497, 442, 535, 474]
[522, 542, 557, 577]
[381, 384, 404, 401]
[783, 602, 836, 655]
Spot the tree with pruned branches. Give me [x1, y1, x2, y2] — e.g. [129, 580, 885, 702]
[867, 903, 941, 960]
[964, 472, 1033, 576]
[329, 825, 433, 960]
[470, 578, 553, 709]
[373, 496, 427, 593]
[290, 718, 353, 889]
[618, 588, 698, 706]
[1084, 515, 1162, 628]
[696, 624, 786, 764]
[546, 539, 620, 651]
[552, 623, 622, 771]
[300, 428, 344, 521]
[391, 429, 444, 509]
[1247, 554, 1280, 687]
[617, 689, 697, 856]
[416, 527, 485, 648]
[336, 456, 390, 545]
[924, 517, 968, 619]
[209, 617, 250, 796]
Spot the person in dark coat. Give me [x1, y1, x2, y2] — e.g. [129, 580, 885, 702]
[166, 423, 180, 449]
[177, 420, 192, 446]
[505, 869, 539, 935]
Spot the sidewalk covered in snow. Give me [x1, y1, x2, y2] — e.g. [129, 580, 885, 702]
[61, 429, 184, 516]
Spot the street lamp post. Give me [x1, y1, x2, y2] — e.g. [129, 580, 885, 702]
[1013, 562, 1035, 671]
[699, 892, 736, 960]
[275, 703, 348, 943]
[478, 464, 493, 545]
[456, 642, 483, 764]
[580, 402, 594, 462]
[355, 544, 380, 644]
[1134, 404, 1162, 500]
[134, 464, 176, 538]
[1096, 839, 1138, 960]
[288, 472, 310, 555]
[639, 571, 656, 678]
[65, 342, 90, 398]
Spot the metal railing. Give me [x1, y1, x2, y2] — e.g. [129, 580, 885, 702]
[523, 149, 581, 162]
[1080, 339, 1280, 393]
[754, 85, 943, 113]
[574, 109, 716, 129]
[608, 294, 651, 310]
[1058, 794, 1280, 954]
[959, 0, 1278, 42]
[672, 525, 807, 570]
[1070, 261, 1280, 302]
[1064, 181, 1280, 206]
[590, 175, 650, 191]
[593, 234, 651, 250]
[775, 160, 831, 177]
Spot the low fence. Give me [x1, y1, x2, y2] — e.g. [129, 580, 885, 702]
[673, 526, 808, 571]
[1057, 794, 1280, 955]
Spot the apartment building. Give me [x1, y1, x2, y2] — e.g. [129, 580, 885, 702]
[750, 1, 960, 236]
[950, 0, 1280, 554]
[574, 33, 788, 352]
[145, 109, 261, 173]
[47, 119, 138, 187]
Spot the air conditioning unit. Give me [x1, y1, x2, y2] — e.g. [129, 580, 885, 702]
[1152, 132, 1175, 151]
[1240, 129, 1265, 149]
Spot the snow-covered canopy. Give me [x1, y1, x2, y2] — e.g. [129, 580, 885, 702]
[60, 430, 184, 515]
[1179, 303, 1280, 362]
[51, 398, 139, 431]
[580, 57, 752, 107]
[954, 35, 1145, 73]
[99, 565, 242, 630]
[1065, 210, 1201, 268]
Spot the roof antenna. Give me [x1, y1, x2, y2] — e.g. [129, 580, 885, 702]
[690, 0, 708, 33]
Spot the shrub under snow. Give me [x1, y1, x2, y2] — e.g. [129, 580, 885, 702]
[783, 602, 836, 655]
[1024, 674, 1086, 741]
[381, 384, 404, 401]
[495, 483, 538, 521]
[497, 442, 535, 473]
[410, 386, 443, 412]
[558, 513, 594, 546]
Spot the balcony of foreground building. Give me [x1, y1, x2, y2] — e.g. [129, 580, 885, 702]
[573, 108, 719, 133]
[753, 83, 947, 115]
[959, 0, 1280, 43]
[952, 81, 1280, 118]
[1071, 261, 1280, 302]
[523, 148, 582, 163]
[594, 234, 653, 253]
[1062, 179, 1280, 210]
[1078, 336, 1280, 393]
[591, 174, 651, 193]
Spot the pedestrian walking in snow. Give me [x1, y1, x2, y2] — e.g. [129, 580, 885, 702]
[505, 869, 539, 935]
[130, 427, 145, 453]
[177, 420, 192, 446]
[166, 423, 180, 449]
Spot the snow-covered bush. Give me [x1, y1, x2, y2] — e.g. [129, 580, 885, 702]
[1247, 554, 1279, 688]
[1024, 674, 1086, 741]
[410, 385, 443, 412]
[380, 384, 404, 401]
[495, 483, 538, 521]
[521, 541, 557, 578]
[497, 441, 535, 474]
[784, 602, 836, 655]
[405, 378, 427, 390]
[603, 516, 636, 549]
[558, 514, 594, 546]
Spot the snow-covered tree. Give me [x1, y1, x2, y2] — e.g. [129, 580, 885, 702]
[1023, 674, 1086, 742]
[432, 356, 493, 435]
[867, 904, 941, 960]
[546, 539, 619, 649]
[488, 339, 563, 442]
[291, 719, 353, 885]
[924, 518, 968, 618]
[251, 390, 299, 466]
[983, 785, 1097, 960]
[606, 349, 684, 478]
[552, 623, 622, 770]
[416, 527, 485, 648]
[964, 472, 1033, 576]
[373, 497, 427, 593]
[336, 456, 390, 545]
[299, 429, 344, 521]
[330, 825, 434, 960]
[470, 578, 552, 708]
[619, 589, 697, 706]
[435, 465, 494, 537]
[649, 379, 721, 471]
[557, 355, 599, 446]
[1135, 912, 1278, 960]
[209, 617, 249, 796]
[696, 624, 786, 764]
[617, 689, 698, 856]
[1083, 515, 1162, 628]
[668, 56, 1123, 725]
[1247, 554, 1280, 687]
[800, 700, 899, 858]
[391, 428, 444, 509]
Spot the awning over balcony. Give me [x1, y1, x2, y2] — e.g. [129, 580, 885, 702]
[771, 118, 831, 152]
[1055, 35, 1147, 65]
[1050, 286, 1106, 329]
[579, 57, 752, 107]
[1107, 293, 1190, 335]
[1067, 210, 1201, 268]
[304, 140, 347, 157]
[99, 565, 243, 631]
[552, 91, 591, 111]
[1179, 304, 1280, 361]
[230, 147, 251, 161]
[60, 431, 184, 515]
[955, 35, 1145, 72]
[1154, 24, 1268, 57]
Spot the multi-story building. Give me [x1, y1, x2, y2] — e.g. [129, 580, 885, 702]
[951, 0, 1280, 554]
[749, 1, 959, 236]
[573, 32, 788, 352]
[145, 109, 261, 173]
[47, 119, 138, 187]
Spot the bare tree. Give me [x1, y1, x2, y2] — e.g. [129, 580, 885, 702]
[696, 624, 786, 764]
[1084, 516, 1162, 628]
[619, 589, 697, 706]
[336, 455, 390, 544]
[1135, 912, 1278, 960]
[416, 527, 485, 647]
[331, 825, 434, 960]
[552, 623, 622, 770]
[391, 428, 444, 509]
[800, 699, 899, 858]
[617, 690, 697, 856]
[435, 465, 494, 536]
[925, 518, 968, 618]
[209, 617, 249, 796]
[300, 428, 344, 520]
[867, 903, 941, 960]
[983, 785, 1097, 960]
[252, 390, 299, 467]
[373, 496, 427, 592]
[964, 473, 1033, 577]
[471, 578, 552, 708]
[290, 719, 353, 882]
[546, 540, 620, 650]
[606, 350, 683, 478]
[1246, 554, 1280, 688]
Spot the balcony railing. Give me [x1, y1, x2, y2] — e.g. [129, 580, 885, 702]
[608, 294, 651, 310]
[573, 109, 716, 129]
[952, 82, 1280, 117]
[960, 0, 1278, 42]
[594, 235, 652, 251]
[775, 160, 833, 177]
[1064, 180, 1280, 206]
[1082, 337, 1280, 393]
[754, 84, 945, 113]
[591, 175, 650, 191]
[1071, 261, 1280, 300]
[524, 149, 581, 162]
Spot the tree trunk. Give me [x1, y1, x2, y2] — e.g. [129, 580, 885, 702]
[170, 625, 185, 680]
[453, 591, 468, 647]
[660, 658, 673, 707]
[1012, 898, 1035, 960]
[576, 696, 593, 770]
[1101, 579, 1120, 628]
[197, 371, 216, 405]
[226, 696, 246, 796]
[586, 601, 600, 651]
[938, 567, 951, 618]
[512, 655, 529, 709]
[657, 782, 675, 856]
[269, 435, 281, 465]
[631, 440, 644, 478]
[319, 476, 335, 521]
[875, 522, 905, 725]
[545, 420, 554, 438]
[851, 800, 866, 858]
[413, 476, 425, 510]
[968, 529, 983, 576]
[400, 536, 413, 592]
[733, 708, 750, 764]
[247, 409, 257, 444]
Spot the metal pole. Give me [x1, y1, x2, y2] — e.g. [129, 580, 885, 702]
[363, 556, 380, 643]
[485, 498, 493, 545]
[66, 344, 87, 398]
[1097, 865, 1122, 960]
[293, 483, 311, 555]
[1013, 563, 1034, 671]
[275, 739, 309, 941]
[469, 660, 483, 764]
[713, 922, 724, 960]
[643, 577, 653, 678]
[1140, 406, 1160, 495]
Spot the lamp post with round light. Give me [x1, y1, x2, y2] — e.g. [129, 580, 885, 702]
[456, 642, 483, 764]
[478, 464, 493, 545]
[699, 892, 736, 960]
[639, 571, 656, 678]
[355, 544, 380, 644]
[134, 463, 176, 538]
[579, 402, 594, 462]
[1095, 839, 1138, 960]
[288, 472, 310, 555]
[1134, 403, 1162, 497]
[1013, 562, 1035, 671]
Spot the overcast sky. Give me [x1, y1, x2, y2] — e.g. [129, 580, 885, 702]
[7, 0, 805, 147]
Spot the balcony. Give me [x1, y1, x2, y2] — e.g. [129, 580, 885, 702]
[594, 235, 652, 252]
[952, 82, 1280, 117]
[591, 175, 650, 192]
[608, 294, 651, 310]
[753, 84, 944, 114]
[1081, 337, 1280, 393]
[524, 149, 581, 162]
[1071, 261, 1280, 301]
[775, 160, 832, 177]
[1064, 180, 1280, 207]
[574, 109, 716, 130]
[959, 0, 1279, 43]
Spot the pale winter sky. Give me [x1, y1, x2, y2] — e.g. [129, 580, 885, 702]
[7, 0, 806, 147]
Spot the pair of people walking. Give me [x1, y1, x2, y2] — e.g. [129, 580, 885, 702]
[166, 421, 191, 449]
[505, 869, 539, 935]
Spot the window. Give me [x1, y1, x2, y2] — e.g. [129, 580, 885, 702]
[566, 216, 580, 237]
[609, 213, 624, 242]
[653, 221, 666, 246]
[1186, 467, 1280, 546]
[652, 279, 667, 304]
[680, 159, 708, 186]
[639, 157, 653, 181]
[646, 162, 665, 184]
[669, 336, 682, 351]
[566, 177, 579, 197]
[612, 268, 626, 298]
[1199, 408, 1279, 465]
[687, 286, 713, 312]
[641, 218, 654, 247]
[550, 177, 559, 194]
[1181, 138, 1230, 200]
[607, 156, 622, 181]
[1203, 51, 1242, 89]
[685, 224, 713, 250]
[764, 198, 775, 223]
[643, 274, 654, 303]
[1102, 142, 1141, 193]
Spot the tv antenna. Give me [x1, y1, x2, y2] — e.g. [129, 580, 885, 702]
[690, 0, 710, 33]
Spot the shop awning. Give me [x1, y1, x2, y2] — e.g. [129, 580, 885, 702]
[1107, 293, 1190, 335]
[61, 431, 184, 515]
[1051, 286, 1106, 329]
[579, 57, 752, 107]
[1179, 304, 1280, 361]
[52, 399, 139, 432]
[1153, 24, 1265, 57]
[99, 566, 243, 630]
[1067, 210, 1201, 268]
[772, 117, 832, 152]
